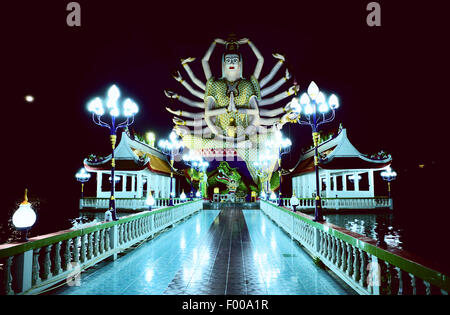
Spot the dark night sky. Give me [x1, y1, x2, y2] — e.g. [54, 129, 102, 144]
[1, 0, 449, 234]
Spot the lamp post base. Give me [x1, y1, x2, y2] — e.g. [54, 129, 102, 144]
[313, 200, 325, 222]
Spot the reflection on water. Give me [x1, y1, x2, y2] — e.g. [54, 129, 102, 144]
[324, 212, 404, 249]
[323, 209, 450, 275]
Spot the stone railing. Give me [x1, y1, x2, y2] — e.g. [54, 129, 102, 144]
[79, 197, 185, 210]
[260, 200, 449, 295]
[279, 197, 392, 210]
[0, 199, 202, 295]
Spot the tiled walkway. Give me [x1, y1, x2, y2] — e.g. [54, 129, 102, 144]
[52, 208, 355, 295]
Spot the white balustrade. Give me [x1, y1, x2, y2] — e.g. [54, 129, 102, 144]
[260, 200, 449, 295]
[277, 197, 392, 211]
[0, 199, 202, 295]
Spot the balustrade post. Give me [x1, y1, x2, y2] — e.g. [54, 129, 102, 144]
[96, 231, 102, 256]
[52, 242, 62, 277]
[63, 240, 71, 271]
[72, 236, 79, 264]
[340, 240, 347, 274]
[313, 228, 320, 255]
[331, 237, 337, 265]
[358, 249, 367, 288]
[383, 261, 393, 295]
[395, 267, 403, 295]
[409, 273, 417, 295]
[105, 228, 111, 252]
[109, 225, 118, 260]
[368, 256, 380, 295]
[13, 250, 33, 293]
[424, 281, 431, 295]
[326, 234, 332, 261]
[335, 239, 342, 268]
[99, 230, 105, 255]
[79, 235, 86, 263]
[87, 233, 93, 260]
[32, 248, 41, 286]
[346, 243, 353, 278]
[352, 246, 360, 283]
[1, 256, 14, 295]
[42, 245, 52, 281]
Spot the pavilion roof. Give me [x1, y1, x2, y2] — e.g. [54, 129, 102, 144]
[289, 128, 392, 176]
[84, 132, 172, 175]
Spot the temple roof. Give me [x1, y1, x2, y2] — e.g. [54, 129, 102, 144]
[84, 132, 172, 175]
[290, 128, 392, 176]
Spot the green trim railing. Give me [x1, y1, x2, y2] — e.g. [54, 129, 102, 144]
[260, 200, 449, 295]
[0, 199, 203, 295]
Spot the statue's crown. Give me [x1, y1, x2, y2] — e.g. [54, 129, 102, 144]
[225, 34, 239, 55]
[225, 42, 239, 54]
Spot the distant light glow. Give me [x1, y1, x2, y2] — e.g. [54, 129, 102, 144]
[75, 168, 91, 182]
[146, 194, 155, 206]
[108, 85, 120, 100]
[299, 93, 310, 106]
[318, 103, 329, 113]
[317, 92, 326, 105]
[123, 98, 138, 116]
[180, 191, 187, 200]
[290, 97, 301, 113]
[381, 166, 397, 181]
[304, 104, 314, 115]
[329, 94, 339, 109]
[12, 203, 36, 229]
[270, 192, 277, 200]
[88, 98, 104, 116]
[25, 95, 34, 103]
[307, 81, 319, 100]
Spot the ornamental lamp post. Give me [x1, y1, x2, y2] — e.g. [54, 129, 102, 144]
[75, 168, 91, 198]
[12, 189, 37, 242]
[292, 81, 340, 222]
[158, 131, 184, 206]
[87, 84, 139, 221]
[381, 166, 397, 199]
[273, 131, 292, 206]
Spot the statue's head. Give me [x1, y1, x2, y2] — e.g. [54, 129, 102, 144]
[222, 41, 242, 81]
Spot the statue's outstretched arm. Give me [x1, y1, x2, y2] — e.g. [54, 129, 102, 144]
[261, 69, 291, 97]
[173, 117, 207, 127]
[259, 107, 285, 117]
[174, 125, 211, 138]
[259, 98, 296, 117]
[259, 53, 285, 88]
[202, 39, 225, 80]
[259, 85, 299, 107]
[164, 90, 205, 109]
[173, 71, 204, 100]
[259, 117, 281, 126]
[181, 57, 206, 91]
[166, 107, 204, 119]
[248, 40, 264, 79]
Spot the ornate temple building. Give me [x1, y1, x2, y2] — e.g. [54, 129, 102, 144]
[289, 127, 393, 209]
[81, 132, 176, 212]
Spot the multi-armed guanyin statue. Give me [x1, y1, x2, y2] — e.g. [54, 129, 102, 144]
[164, 36, 299, 185]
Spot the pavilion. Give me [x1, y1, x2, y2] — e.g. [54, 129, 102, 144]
[81, 131, 178, 213]
[289, 126, 392, 209]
